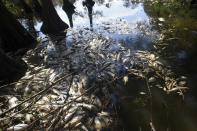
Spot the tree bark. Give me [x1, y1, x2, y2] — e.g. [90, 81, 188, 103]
[0, 1, 36, 53]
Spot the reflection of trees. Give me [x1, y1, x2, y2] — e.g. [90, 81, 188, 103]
[83, 0, 95, 27]
[143, 1, 197, 69]
[123, 0, 139, 9]
[74, 9, 103, 18]
[74, 11, 85, 18]
[93, 10, 103, 17]
[105, 3, 110, 8]
[62, 0, 76, 27]
[95, 0, 105, 5]
[119, 35, 153, 51]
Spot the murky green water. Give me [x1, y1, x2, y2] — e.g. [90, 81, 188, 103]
[16, 0, 197, 130]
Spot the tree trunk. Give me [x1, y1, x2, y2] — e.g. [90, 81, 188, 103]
[0, 49, 27, 84]
[0, 1, 36, 53]
[40, 0, 69, 35]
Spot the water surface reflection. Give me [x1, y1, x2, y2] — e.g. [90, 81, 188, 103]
[19, 0, 197, 130]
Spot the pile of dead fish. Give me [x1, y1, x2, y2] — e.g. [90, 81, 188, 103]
[0, 21, 188, 130]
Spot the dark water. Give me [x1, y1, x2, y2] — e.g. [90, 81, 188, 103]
[19, 0, 197, 130]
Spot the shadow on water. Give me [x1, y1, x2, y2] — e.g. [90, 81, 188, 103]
[116, 76, 197, 130]
[6, 0, 197, 130]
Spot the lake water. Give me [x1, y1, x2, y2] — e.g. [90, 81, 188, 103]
[22, 0, 197, 130]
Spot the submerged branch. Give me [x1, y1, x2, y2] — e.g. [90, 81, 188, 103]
[0, 72, 75, 117]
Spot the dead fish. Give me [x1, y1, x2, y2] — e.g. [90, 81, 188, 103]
[180, 76, 187, 80]
[87, 117, 94, 127]
[106, 71, 116, 78]
[64, 107, 78, 123]
[38, 105, 51, 112]
[82, 96, 90, 103]
[8, 97, 18, 108]
[155, 84, 163, 89]
[72, 81, 79, 93]
[80, 74, 90, 89]
[44, 55, 49, 63]
[123, 75, 129, 85]
[97, 111, 110, 117]
[98, 53, 105, 59]
[123, 57, 130, 63]
[32, 85, 42, 92]
[51, 89, 61, 96]
[15, 83, 23, 91]
[49, 72, 56, 82]
[77, 103, 97, 112]
[87, 52, 96, 59]
[42, 96, 50, 102]
[148, 77, 156, 83]
[116, 52, 122, 62]
[94, 115, 112, 130]
[22, 75, 33, 80]
[179, 81, 187, 86]
[80, 123, 89, 131]
[94, 117, 104, 130]
[24, 86, 32, 94]
[139, 92, 146, 95]
[64, 114, 85, 129]
[167, 86, 188, 93]
[7, 124, 28, 131]
[91, 95, 102, 108]
[148, 54, 156, 60]
[14, 114, 24, 120]
[25, 114, 33, 123]
[158, 17, 165, 22]
[48, 94, 59, 100]
[98, 62, 113, 72]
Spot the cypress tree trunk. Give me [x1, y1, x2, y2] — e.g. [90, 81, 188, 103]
[40, 0, 69, 35]
[0, 1, 36, 84]
[0, 1, 36, 53]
